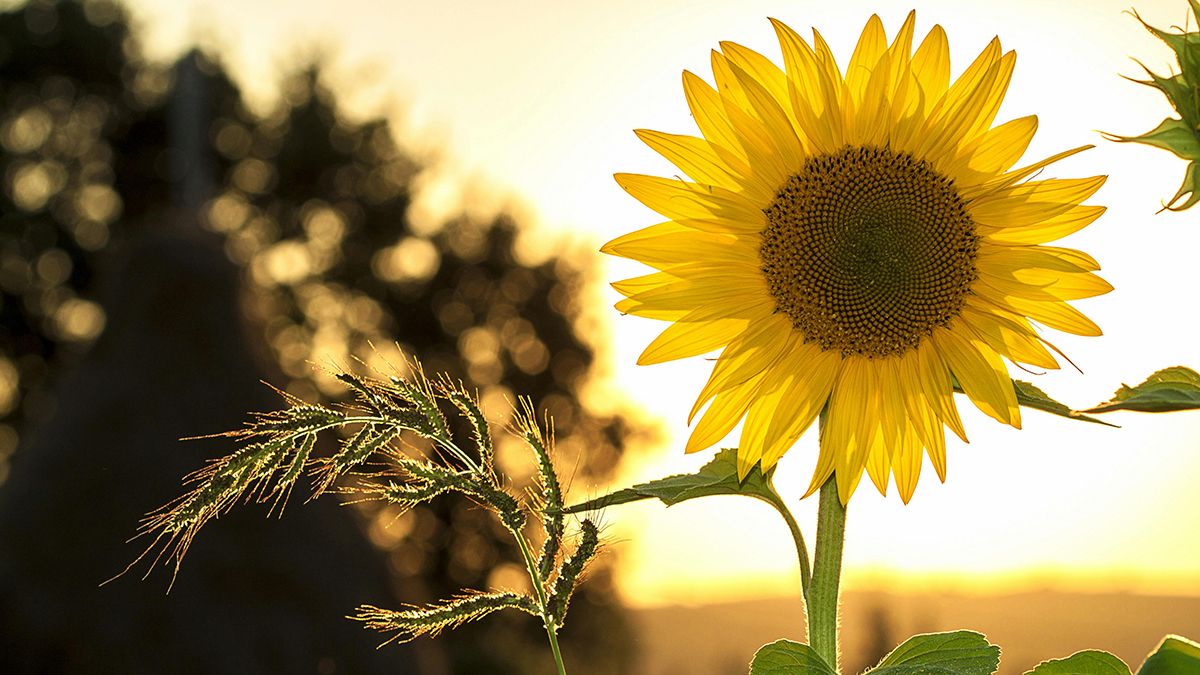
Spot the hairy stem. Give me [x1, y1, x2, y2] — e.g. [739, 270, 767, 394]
[807, 476, 846, 670]
[757, 491, 811, 602]
[513, 528, 568, 675]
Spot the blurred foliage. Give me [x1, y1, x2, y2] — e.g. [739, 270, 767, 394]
[0, 0, 642, 672]
[0, 0, 131, 467]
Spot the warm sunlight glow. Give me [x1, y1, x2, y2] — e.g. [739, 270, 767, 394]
[121, 0, 1200, 607]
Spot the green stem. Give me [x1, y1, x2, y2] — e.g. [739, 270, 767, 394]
[807, 476, 847, 671]
[513, 529, 568, 675]
[758, 492, 811, 602]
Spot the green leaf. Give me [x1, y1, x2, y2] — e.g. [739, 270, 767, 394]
[1083, 367, 1200, 413]
[1011, 380, 1116, 427]
[749, 640, 836, 675]
[565, 447, 778, 513]
[950, 377, 1114, 427]
[869, 631, 1001, 675]
[1026, 650, 1131, 675]
[1138, 634, 1200, 675]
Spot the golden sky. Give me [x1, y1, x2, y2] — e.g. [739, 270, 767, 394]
[117, 0, 1200, 606]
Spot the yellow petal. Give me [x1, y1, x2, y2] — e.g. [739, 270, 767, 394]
[633, 129, 753, 195]
[892, 422, 924, 504]
[846, 15, 888, 104]
[725, 57, 805, 169]
[619, 277, 765, 314]
[614, 173, 765, 230]
[761, 342, 841, 468]
[689, 314, 794, 421]
[771, 18, 840, 153]
[910, 25, 950, 112]
[866, 359, 907, 496]
[980, 267, 1112, 302]
[976, 243, 1110, 301]
[936, 37, 1001, 116]
[614, 263, 761, 299]
[920, 53, 1014, 161]
[983, 205, 1105, 244]
[942, 115, 1037, 184]
[915, 339, 968, 442]
[686, 370, 768, 453]
[853, 49, 895, 145]
[934, 325, 1020, 428]
[864, 425, 891, 496]
[711, 51, 794, 185]
[639, 315, 748, 365]
[960, 304, 1059, 370]
[611, 269, 680, 298]
[737, 351, 805, 478]
[896, 352, 948, 481]
[964, 145, 1094, 199]
[682, 70, 750, 162]
[1039, 245, 1101, 272]
[602, 221, 745, 264]
[918, 406, 948, 483]
[961, 51, 1016, 141]
[970, 176, 1107, 229]
[615, 290, 772, 323]
[719, 40, 793, 122]
[812, 357, 877, 503]
[887, 11, 917, 68]
[811, 28, 850, 144]
[992, 294, 1103, 336]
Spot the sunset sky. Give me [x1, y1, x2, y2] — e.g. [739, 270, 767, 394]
[111, 0, 1200, 606]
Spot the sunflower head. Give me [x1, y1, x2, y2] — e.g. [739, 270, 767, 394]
[603, 12, 1110, 504]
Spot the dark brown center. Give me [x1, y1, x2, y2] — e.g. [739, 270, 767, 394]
[760, 145, 979, 358]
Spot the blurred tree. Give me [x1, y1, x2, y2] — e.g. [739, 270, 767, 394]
[0, 0, 128, 444]
[850, 604, 896, 674]
[0, 2, 412, 673]
[0, 0, 638, 673]
[214, 59, 638, 675]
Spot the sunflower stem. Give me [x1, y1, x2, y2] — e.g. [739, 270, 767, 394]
[807, 476, 846, 671]
[758, 488, 811, 602]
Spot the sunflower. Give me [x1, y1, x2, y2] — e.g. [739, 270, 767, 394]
[602, 12, 1110, 504]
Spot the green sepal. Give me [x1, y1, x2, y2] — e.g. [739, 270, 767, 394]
[1169, 162, 1200, 211]
[1133, 4, 1200, 89]
[749, 640, 836, 675]
[1116, 3, 1200, 209]
[867, 631, 1001, 675]
[1125, 70, 1195, 121]
[1109, 117, 1200, 161]
[1138, 634, 1200, 675]
[1083, 367, 1200, 413]
[564, 447, 776, 513]
[1026, 650, 1131, 675]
